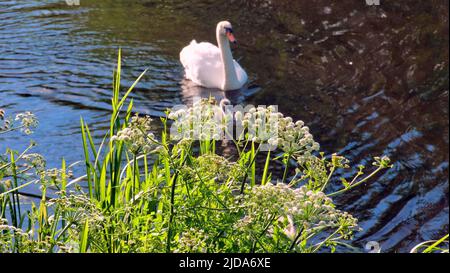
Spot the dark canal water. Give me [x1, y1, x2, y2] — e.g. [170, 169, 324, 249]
[0, 0, 448, 252]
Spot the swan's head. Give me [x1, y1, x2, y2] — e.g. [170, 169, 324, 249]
[217, 21, 236, 44]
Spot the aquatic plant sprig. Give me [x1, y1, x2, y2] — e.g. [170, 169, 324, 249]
[22, 153, 46, 174]
[327, 155, 392, 197]
[0, 110, 38, 135]
[14, 111, 38, 135]
[290, 153, 392, 197]
[0, 142, 37, 174]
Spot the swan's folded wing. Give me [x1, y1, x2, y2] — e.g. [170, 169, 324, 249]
[180, 40, 223, 89]
[234, 60, 248, 87]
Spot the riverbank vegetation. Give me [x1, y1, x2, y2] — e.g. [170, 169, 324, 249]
[1, 51, 444, 253]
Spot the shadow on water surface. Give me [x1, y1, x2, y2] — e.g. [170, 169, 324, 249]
[0, 0, 448, 252]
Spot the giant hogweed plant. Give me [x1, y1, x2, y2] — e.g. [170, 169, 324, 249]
[0, 50, 399, 253]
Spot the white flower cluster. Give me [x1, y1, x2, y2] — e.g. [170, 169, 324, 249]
[22, 153, 46, 173]
[235, 106, 320, 157]
[0, 218, 53, 253]
[174, 228, 209, 253]
[15, 111, 38, 135]
[277, 116, 320, 160]
[180, 154, 245, 184]
[236, 105, 278, 144]
[236, 183, 359, 240]
[42, 167, 73, 180]
[111, 114, 158, 154]
[167, 100, 319, 156]
[373, 155, 392, 168]
[168, 98, 227, 141]
[48, 194, 104, 224]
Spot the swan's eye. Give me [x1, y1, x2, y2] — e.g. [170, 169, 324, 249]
[224, 27, 233, 33]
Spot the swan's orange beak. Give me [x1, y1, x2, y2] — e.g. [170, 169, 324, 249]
[227, 32, 237, 44]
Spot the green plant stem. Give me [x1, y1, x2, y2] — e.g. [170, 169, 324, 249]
[239, 142, 261, 194]
[320, 166, 335, 192]
[0, 180, 37, 198]
[0, 143, 35, 172]
[261, 150, 271, 185]
[0, 125, 25, 135]
[312, 227, 342, 252]
[281, 155, 291, 183]
[423, 234, 449, 253]
[327, 166, 385, 197]
[289, 227, 304, 251]
[251, 214, 277, 253]
[165, 151, 190, 253]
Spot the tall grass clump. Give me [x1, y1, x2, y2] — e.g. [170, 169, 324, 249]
[1, 50, 396, 253]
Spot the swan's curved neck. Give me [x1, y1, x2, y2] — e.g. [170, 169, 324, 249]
[217, 29, 238, 90]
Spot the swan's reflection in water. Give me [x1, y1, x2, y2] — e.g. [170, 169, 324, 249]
[180, 78, 261, 106]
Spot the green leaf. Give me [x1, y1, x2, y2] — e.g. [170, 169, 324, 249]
[80, 219, 89, 253]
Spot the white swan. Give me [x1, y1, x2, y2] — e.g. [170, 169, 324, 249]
[180, 21, 248, 91]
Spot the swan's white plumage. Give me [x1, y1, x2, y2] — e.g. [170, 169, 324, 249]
[180, 40, 248, 90]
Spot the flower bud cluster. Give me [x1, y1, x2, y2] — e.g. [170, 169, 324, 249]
[111, 114, 158, 154]
[235, 183, 359, 240]
[15, 111, 38, 135]
[168, 98, 227, 141]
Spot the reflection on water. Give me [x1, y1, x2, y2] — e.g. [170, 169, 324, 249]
[0, 0, 448, 252]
